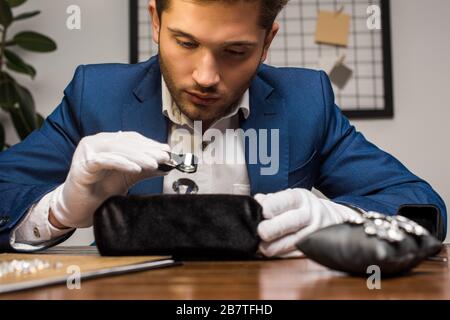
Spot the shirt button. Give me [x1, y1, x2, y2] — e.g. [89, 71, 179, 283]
[33, 227, 41, 239]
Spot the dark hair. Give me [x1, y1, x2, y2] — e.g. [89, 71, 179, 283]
[156, 0, 289, 30]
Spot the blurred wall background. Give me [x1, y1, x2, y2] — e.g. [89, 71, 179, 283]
[1, 0, 449, 244]
[0, 0, 129, 245]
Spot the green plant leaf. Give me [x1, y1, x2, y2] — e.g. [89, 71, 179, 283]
[0, 72, 38, 140]
[14, 83, 37, 131]
[4, 49, 36, 78]
[6, 61, 36, 78]
[13, 31, 57, 52]
[0, 0, 13, 28]
[14, 10, 40, 21]
[2, 79, 37, 140]
[0, 122, 5, 152]
[9, 106, 32, 140]
[0, 72, 17, 110]
[36, 112, 44, 128]
[5, 0, 27, 8]
[0, 74, 33, 140]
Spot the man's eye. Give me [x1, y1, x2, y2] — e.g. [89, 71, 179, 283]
[176, 40, 197, 49]
[226, 50, 246, 56]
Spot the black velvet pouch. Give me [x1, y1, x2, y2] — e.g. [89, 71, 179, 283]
[296, 213, 443, 277]
[93, 194, 263, 259]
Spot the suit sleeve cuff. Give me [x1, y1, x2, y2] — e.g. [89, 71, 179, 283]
[10, 188, 74, 251]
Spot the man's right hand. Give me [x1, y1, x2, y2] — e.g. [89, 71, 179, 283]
[49, 131, 171, 228]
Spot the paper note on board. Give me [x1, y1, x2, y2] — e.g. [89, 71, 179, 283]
[318, 52, 353, 89]
[315, 10, 351, 47]
[329, 62, 353, 89]
[318, 52, 342, 74]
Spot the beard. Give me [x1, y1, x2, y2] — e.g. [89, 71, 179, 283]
[158, 50, 258, 124]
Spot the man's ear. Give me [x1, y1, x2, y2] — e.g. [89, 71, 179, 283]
[149, 0, 161, 44]
[261, 22, 279, 63]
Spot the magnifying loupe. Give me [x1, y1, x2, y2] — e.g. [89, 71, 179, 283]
[158, 152, 198, 174]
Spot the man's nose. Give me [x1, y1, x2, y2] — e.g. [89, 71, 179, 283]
[192, 52, 220, 88]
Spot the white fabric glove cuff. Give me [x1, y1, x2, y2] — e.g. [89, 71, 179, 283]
[49, 183, 95, 228]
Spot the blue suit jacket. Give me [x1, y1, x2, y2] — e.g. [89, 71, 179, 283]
[0, 56, 447, 251]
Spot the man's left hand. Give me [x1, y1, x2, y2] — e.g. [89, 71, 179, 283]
[254, 188, 361, 258]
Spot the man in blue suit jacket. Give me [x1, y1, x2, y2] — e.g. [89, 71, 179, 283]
[0, 0, 446, 255]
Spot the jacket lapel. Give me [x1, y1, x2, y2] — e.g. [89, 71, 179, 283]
[122, 57, 167, 195]
[241, 73, 289, 195]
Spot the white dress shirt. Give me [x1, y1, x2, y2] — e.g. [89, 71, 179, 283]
[161, 77, 251, 195]
[10, 77, 251, 249]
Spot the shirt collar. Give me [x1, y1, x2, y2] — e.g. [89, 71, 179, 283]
[161, 76, 250, 128]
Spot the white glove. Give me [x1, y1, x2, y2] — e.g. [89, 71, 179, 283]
[50, 131, 171, 228]
[254, 188, 361, 258]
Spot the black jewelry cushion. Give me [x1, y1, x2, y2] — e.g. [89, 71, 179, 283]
[93, 194, 263, 259]
[296, 221, 442, 277]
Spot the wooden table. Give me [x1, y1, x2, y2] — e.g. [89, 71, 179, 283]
[1, 245, 449, 300]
